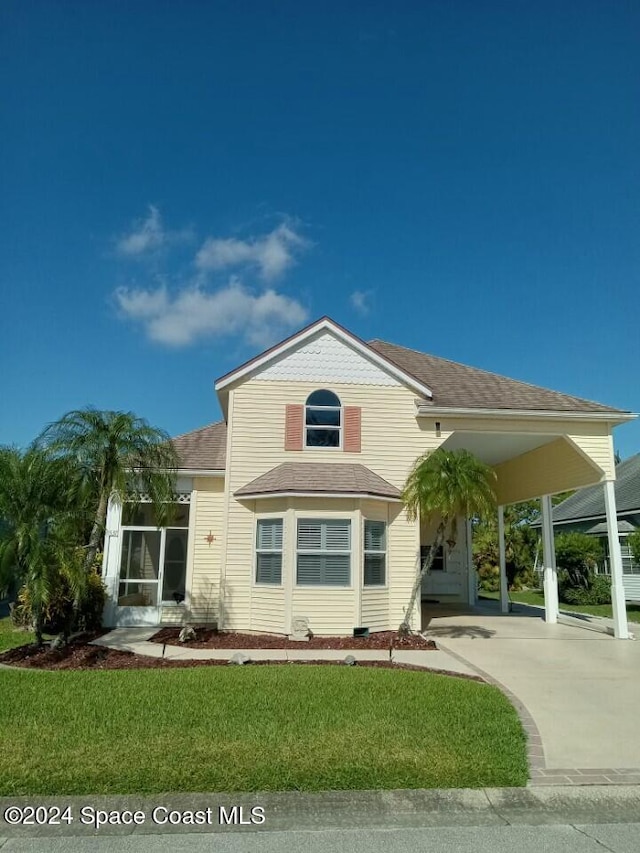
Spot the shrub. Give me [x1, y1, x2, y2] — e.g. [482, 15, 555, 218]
[478, 562, 500, 592]
[554, 532, 603, 587]
[510, 566, 539, 591]
[11, 570, 106, 635]
[558, 571, 611, 606]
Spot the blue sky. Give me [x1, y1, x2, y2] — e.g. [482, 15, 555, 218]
[1, 1, 638, 457]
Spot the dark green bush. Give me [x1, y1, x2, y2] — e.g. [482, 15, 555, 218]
[11, 571, 106, 634]
[510, 566, 539, 591]
[478, 562, 500, 592]
[559, 571, 611, 606]
[554, 532, 603, 587]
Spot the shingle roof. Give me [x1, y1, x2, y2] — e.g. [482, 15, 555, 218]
[368, 340, 628, 414]
[552, 454, 640, 523]
[235, 462, 402, 500]
[172, 421, 227, 470]
[585, 520, 638, 535]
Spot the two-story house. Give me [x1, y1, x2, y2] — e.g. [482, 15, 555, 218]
[101, 317, 635, 638]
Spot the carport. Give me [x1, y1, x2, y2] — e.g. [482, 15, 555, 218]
[424, 406, 636, 639]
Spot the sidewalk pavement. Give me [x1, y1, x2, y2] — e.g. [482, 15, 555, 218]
[2, 786, 640, 840]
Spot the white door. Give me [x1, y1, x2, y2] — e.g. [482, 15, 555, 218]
[115, 528, 163, 626]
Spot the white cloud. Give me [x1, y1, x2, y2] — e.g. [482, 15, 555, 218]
[196, 223, 310, 281]
[115, 279, 308, 348]
[116, 206, 192, 257]
[350, 289, 372, 315]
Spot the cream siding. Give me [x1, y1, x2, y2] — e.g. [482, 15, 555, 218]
[251, 588, 286, 633]
[251, 498, 288, 633]
[360, 499, 390, 631]
[290, 589, 356, 635]
[160, 606, 186, 625]
[189, 477, 224, 624]
[494, 437, 608, 505]
[361, 590, 389, 631]
[567, 432, 616, 480]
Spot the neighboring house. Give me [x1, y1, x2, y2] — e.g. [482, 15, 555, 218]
[101, 317, 635, 637]
[547, 454, 640, 600]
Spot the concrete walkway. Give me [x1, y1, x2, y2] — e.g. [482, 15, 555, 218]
[90, 628, 477, 675]
[421, 603, 640, 783]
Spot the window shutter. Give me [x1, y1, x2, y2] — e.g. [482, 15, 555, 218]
[257, 519, 283, 550]
[297, 521, 323, 550]
[285, 404, 304, 451]
[323, 520, 351, 551]
[364, 521, 386, 551]
[343, 406, 361, 453]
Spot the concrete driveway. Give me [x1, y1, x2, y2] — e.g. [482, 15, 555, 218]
[421, 601, 640, 777]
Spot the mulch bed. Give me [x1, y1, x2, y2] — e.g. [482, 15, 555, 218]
[0, 640, 481, 681]
[151, 628, 437, 651]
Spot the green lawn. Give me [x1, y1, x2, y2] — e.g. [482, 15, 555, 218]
[0, 666, 528, 795]
[0, 615, 35, 652]
[480, 589, 640, 623]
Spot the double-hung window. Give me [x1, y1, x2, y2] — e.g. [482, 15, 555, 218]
[297, 519, 351, 585]
[364, 520, 386, 586]
[255, 519, 283, 584]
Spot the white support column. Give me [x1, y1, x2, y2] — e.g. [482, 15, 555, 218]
[604, 480, 629, 640]
[498, 506, 509, 613]
[466, 518, 476, 606]
[102, 496, 123, 627]
[541, 495, 559, 624]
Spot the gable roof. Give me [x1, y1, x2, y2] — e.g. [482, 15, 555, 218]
[215, 316, 433, 399]
[550, 454, 640, 523]
[368, 340, 628, 415]
[235, 462, 402, 500]
[172, 421, 227, 471]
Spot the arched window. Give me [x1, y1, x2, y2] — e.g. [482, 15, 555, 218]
[305, 389, 341, 448]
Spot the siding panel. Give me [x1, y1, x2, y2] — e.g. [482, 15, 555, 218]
[189, 478, 225, 624]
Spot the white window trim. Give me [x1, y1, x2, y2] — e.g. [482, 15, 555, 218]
[254, 517, 284, 587]
[304, 401, 343, 451]
[295, 517, 352, 588]
[363, 519, 387, 588]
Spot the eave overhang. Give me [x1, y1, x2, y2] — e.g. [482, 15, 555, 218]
[415, 404, 637, 425]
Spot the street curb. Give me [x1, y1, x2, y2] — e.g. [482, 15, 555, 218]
[2, 787, 640, 838]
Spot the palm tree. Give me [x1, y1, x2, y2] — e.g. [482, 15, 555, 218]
[399, 448, 497, 635]
[39, 409, 179, 573]
[0, 445, 82, 643]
